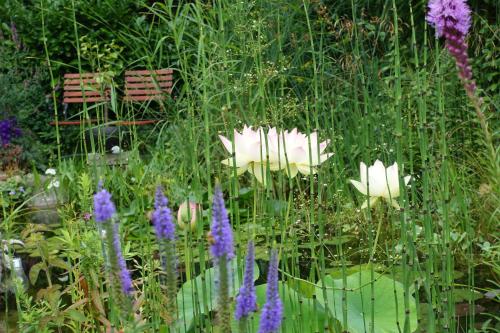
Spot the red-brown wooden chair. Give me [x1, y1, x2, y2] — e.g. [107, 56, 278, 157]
[51, 72, 110, 126]
[122, 69, 173, 125]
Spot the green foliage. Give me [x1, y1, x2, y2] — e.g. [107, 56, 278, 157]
[176, 259, 260, 332]
[0, 0, 145, 71]
[233, 283, 333, 333]
[0, 46, 55, 169]
[315, 270, 418, 333]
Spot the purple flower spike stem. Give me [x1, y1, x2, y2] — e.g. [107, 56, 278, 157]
[93, 187, 132, 318]
[235, 241, 258, 333]
[152, 186, 177, 323]
[427, 0, 493, 151]
[258, 249, 283, 333]
[112, 223, 133, 296]
[210, 186, 234, 332]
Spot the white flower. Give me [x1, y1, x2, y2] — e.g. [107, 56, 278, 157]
[219, 125, 332, 183]
[350, 160, 411, 209]
[47, 179, 60, 189]
[45, 168, 56, 176]
[219, 125, 270, 183]
[111, 146, 121, 154]
[269, 128, 332, 178]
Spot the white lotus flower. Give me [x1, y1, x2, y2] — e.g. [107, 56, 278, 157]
[45, 168, 56, 176]
[269, 128, 332, 178]
[220, 126, 332, 183]
[350, 160, 411, 209]
[219, 126, 270, 183]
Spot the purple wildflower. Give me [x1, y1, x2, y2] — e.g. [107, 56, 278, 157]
[93, 189, 116, 223]
[93, 186, 133, 299]
[0, 118, 21, 146]
[235, 241, 258, 320]
[152, 186, 178, 323]
[152, 187, 175, 241]
[427, 0, 471, 37]
[112, 223, 133, 296]
[258, 249, 283, 333]
[154, 186, 168, 209]
[210, 186, 234, 262]
[427, 0, 476, 93]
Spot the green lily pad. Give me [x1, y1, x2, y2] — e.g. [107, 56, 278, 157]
[315, 270, 418, 333]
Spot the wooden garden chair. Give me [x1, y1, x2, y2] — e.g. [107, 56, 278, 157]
[122, 69, 173, 125]
[51, 72, 110, 126]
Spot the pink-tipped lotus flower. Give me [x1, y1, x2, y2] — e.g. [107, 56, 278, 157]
[177, 201, 201, 231]
[269, 128, 332, 178]
[350, 160, 411, 209]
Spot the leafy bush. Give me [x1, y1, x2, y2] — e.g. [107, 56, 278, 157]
[0, 46, 55, 169]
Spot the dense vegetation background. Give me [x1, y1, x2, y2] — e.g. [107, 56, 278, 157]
[0, 0, 498, 162]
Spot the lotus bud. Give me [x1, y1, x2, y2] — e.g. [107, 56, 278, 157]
[177, 201, 200, 231]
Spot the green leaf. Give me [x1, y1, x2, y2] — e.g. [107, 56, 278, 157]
[29, 262, 45, 285]
[325, 263, 384, 280]
[315, 270, 418, 333]
[452, 288, 483, 302]
[287, 279, 316, 298]
[48, 257, 71, 271]
[176, 260, 259, 332]
[66, 309, 87, 323]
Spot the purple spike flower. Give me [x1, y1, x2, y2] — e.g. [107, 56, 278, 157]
[427, 0, 471, 37]
[112, 224, 133, 296]
[258, 249, 283, 333]
[154, 186, 168, 209]
[427, 0, 476, 94]
[93, 187, 133, 298]
[93, 189, 116, 222]
[235, 241, 258, 320]
[152, 187, 175, 240]
[210, 186, 234, 331]
[152, 186, 178, 323]
[210, 186, 234, 262]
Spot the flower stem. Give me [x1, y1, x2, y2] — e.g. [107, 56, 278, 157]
[370, 215, 383, 261]
[467, 90, 496, 162]
[239, 317, 248, 333]
[184, 228, 191, 281]
[160, 239, 178, 324]
[217, 255, 232, 333]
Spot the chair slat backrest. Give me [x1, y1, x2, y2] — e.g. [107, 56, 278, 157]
[124, 69, 173, 102]
[63, 73, 109, 103]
